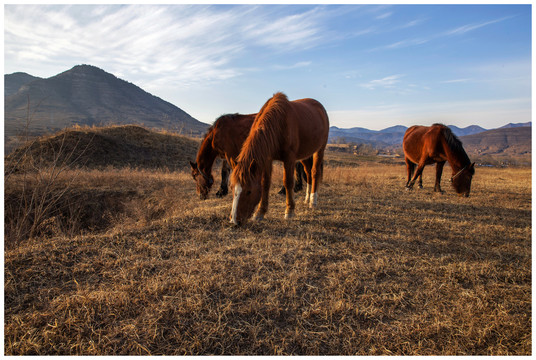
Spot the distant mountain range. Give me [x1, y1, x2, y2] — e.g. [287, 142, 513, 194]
[4, 65, 208, 150]
[4, 64, 531, 157]
[329, 122, 531, 149]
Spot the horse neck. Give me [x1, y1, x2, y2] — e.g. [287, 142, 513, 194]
[442, 137, 470, 172]
[197, 134, 218, 172]
[233, 93, 288, 186]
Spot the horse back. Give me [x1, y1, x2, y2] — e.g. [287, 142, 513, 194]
[403, 124, 447, 164]
[287, 98, 330, 159]
[211, 113, 256, 160]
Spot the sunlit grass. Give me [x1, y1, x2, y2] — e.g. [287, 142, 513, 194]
[4, 160, 531, 355]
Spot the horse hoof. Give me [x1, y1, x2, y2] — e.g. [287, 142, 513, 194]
[285, 212, 295, 220]
[254, 213, 264, 221]
[405, 186, 413, 191]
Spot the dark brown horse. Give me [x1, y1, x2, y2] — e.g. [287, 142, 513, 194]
[190, 113, 255, 200]
[230, 92, 329, 225]
[403, 124, 475, 197]
[190, 114, 308, 200]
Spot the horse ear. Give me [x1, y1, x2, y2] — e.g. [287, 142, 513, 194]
[189, 161, 197, 170]
[470, 162, 475, 169]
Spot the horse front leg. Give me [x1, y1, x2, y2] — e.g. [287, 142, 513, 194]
[216, 160, 230, 197]
[434, 161, 446, 193]
[283, 161, 296, 219]
[254, 166, 272, 221]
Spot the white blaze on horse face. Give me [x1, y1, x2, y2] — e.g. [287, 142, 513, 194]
[231, 183, 242, 225]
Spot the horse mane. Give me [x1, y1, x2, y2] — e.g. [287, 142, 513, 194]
[232, 92, 290, 185]
[434, 123, 471, 165]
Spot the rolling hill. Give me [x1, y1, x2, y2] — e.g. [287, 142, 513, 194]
[4, 65, 208, 151]
[5, 125, 200, 173]
[460, 126, 531, 157]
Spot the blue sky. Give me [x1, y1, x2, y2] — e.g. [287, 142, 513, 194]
[4, 3, 532, 130]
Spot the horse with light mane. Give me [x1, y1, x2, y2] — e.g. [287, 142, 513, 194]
[190, 113, 307, 200]
[230, 92, 329, 225]
[403, 124, 475, 197]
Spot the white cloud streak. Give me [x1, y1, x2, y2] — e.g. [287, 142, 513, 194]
[4, 5, 328, 88]
[444, 16, 514, 36]
[360, 74, 405, 90]
[368, 14, 514, 53]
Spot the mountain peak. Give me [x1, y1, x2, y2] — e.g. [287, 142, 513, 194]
[54, 64, 116, 81]
[5, 65, 208, 150]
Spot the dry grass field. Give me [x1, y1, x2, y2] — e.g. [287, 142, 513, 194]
[4, 155, 531, 355]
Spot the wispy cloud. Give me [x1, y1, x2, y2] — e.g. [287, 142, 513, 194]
[376, 12, 393, 20]
[367, 15, 513, 53]
[444, 16, 514, 36]
[360, 74, 404, 90]
[441, 78, 472, 84]
[272, 61, 312, 71]
[4, 5, 329, 87]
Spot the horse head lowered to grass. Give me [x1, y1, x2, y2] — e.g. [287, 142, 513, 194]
[190, 113, 308, 200]
[403, 124, 475, 197]
[230, 92, 329, 225]
[190, 113, 254, 200]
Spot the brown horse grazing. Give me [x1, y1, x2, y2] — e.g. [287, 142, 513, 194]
[403, 124, 475, 197]
[190, 114, 309, 200]
[190, 113, 255, 200]
[230, 92, 329, 225]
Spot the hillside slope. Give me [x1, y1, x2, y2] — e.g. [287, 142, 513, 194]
[460, 126, 531, 156]
[5, 125, 201, 172]
[5, 65, 208, 145]
[4, 72, 42, 96]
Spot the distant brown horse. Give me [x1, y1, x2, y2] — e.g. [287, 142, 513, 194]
[190, 114, 307, 200]
[403, 124, 475, 197]
[230, 92, 329, 225]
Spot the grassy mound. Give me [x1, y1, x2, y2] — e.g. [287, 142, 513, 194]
[5, 125, 200, 172]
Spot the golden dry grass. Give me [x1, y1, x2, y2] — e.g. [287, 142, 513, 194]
[4, 159, 531, 355]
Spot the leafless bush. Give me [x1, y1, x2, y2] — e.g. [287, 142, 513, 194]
[4, 98, 92, 245]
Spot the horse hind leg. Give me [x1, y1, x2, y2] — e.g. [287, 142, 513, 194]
[283, 160, 297, 219]
[405, 158, 415, 190]
[407, 162, 426, 191]
[301, 158, 313, 205]
[309, 150, 324, 208]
